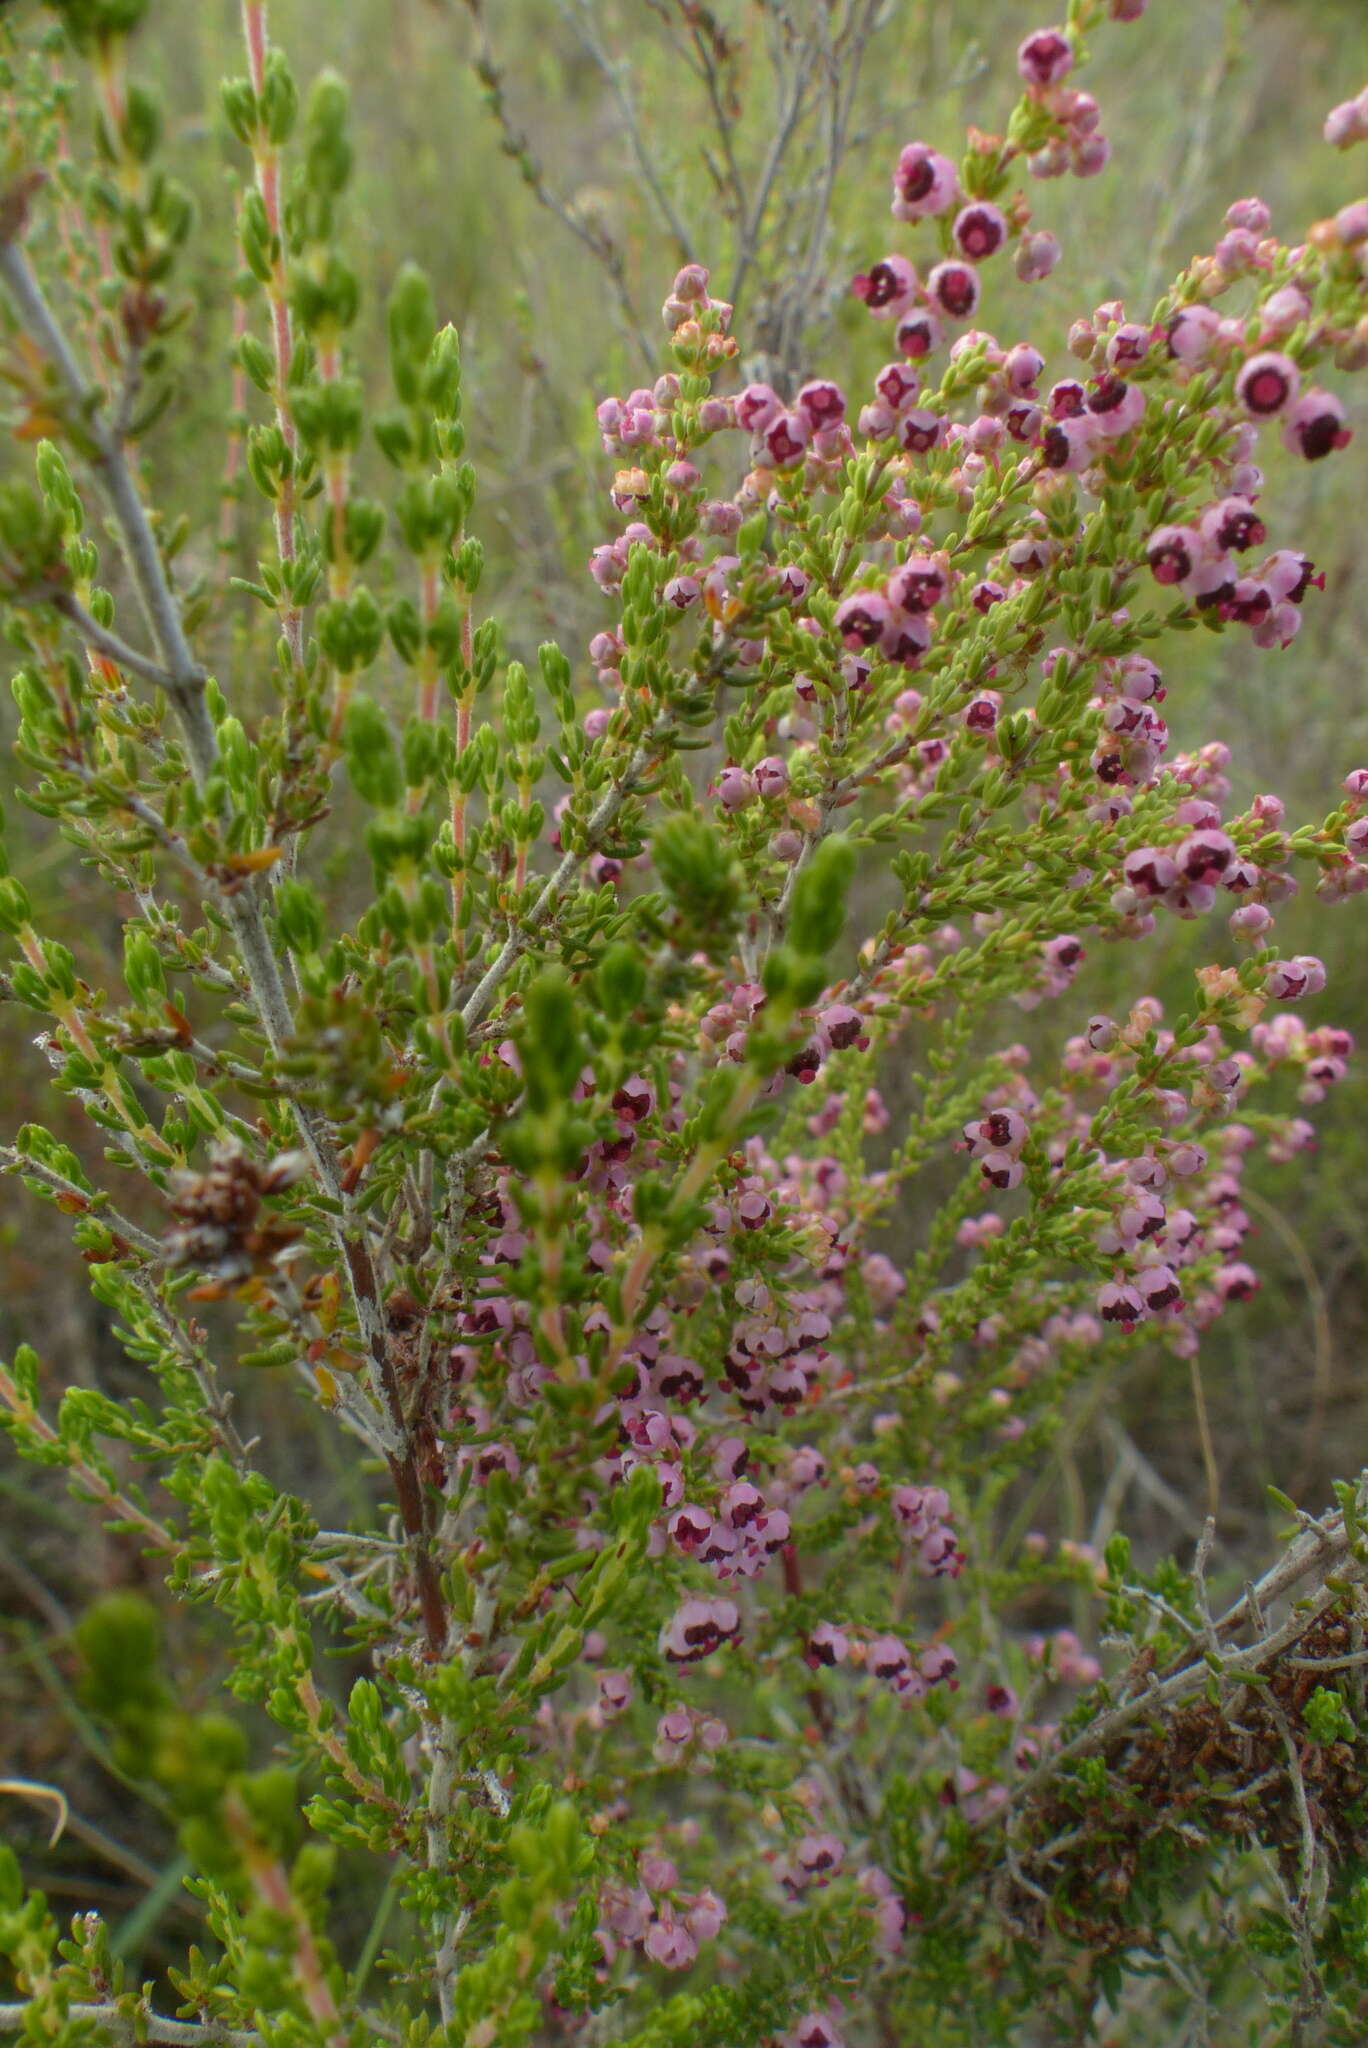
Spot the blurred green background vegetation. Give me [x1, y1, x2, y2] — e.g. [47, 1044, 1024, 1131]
[3, 0, 1368, 1995]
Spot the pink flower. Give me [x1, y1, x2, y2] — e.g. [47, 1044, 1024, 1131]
[926, 259, 981, 320]
[1282, 388, 1352, 461]
[1015, 230, 1061, 281]
[953, 202, 1008, 261]
[892, 141, 960, 219]
[1166, 303, 1221, 363]
[762, 410, 811, 467]
[895, 306, 944, 359]
[851, 253, 918, 314]
[797, 379, 846, 430]
[834, 591, 892, 649]
[874, 360, 921, 410]
[1234, 350, 1300, 418]
[887, 554, 947, 614]
[661, 1597, 741, 1662]
[1146, 525, 1200, 586]
[1097, 1281, 1145, 1329]
[1017, 27, 1074, 86]
[734, 381, 782, 433]
[806, 1622, 849, 1667]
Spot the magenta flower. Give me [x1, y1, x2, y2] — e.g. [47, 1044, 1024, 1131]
[1325, 94, 1368, 148]
[1234, 350, 1300, 417]
[797, 378, 846, 430]
[851, 253, 918, 313]
[1017, 27, 1074, 86]
[1166, 303, 1221, 363]
[762, 410, 811, 467]
[1085, 374, 1145, 437]
[717, 766, 756, 811]
[1282, 388, 1352, 461]
[1097, 1281, 1144, 1329]
[1176, 828, 1235, 882]
[1042, 414, 1097, 471]
[660, 1597, 741, 1663]
[894, 306, 944, 359]
[1072, 133, 1112, 178]
[866, 1634, 912, 1682]
[953, 201, 1008, 261]
[1266, 956, 1327, 1001]
[806, 1622, 849, 1667]
[1201, 496, 1266, 552]
[1015, 230, 1061, 281]
[898, 407, 946, 454]
[834, 591, 892, 649]
[874, 361, 921, 410]
[880, 612, 933, 667]
[734, 381, 782, 433]
[925, 259, 981, 321]
[1146, 525, 1200, 586]
[1136, 1263, 1183, 1313]
[795, 1832, 844, 1882]
[891, 141, 960, 219]
[887, 554, 947, 614]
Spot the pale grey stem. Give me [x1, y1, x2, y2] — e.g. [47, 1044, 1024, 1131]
[424, 1727, 463, 2026]
[67, 759, 214, 890]
[0, 1145, 161, 1256]
[985, 1514, 1368, 1835]
[51, 589, 180, 690]
[0, 237, 407, 1456]
[0, 2006, 258, 2048]
[0, 244, 207, 715]
[559, 0, 694, 261]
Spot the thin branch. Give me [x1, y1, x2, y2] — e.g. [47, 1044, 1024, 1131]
[556, 0, 695, 262]
[458, 730, 663, 1035]
[0, 1144, 162, 1256]
[0, 2007, 258, 2047]
[0, 229, 447, 1652]
[460, 0, 656, 371]
[51, 588, 181, 690]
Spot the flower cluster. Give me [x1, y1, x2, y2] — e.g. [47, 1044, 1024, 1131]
[2, 3, 1368, 2046]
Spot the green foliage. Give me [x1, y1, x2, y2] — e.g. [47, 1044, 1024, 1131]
[0, 2, 1367, 2046]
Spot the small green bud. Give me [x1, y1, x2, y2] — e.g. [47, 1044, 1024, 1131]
[788, 834, 855, 957]
[274, 879, 325, 956]
[372, 408, 415, 468]
[343, 500, 386, 565]
[259, 48, 298, 147]
[46, 0, 149, 56]
[387, 263, 436, 406]
[123, 927, 166, 1002]
[0, 875, 33, 934]
[75, 1592, 168, 1725]
[519, 969, 586, 1116]
[290, 253, 360, 338]
[402, 716, 440, 787]
[238, 189, 275, 286]
[121, 80, 162, 162]
[1304, 1686, 1357, 1746]
[291, 377, 364, 456]
[302, 72, 353, 199]
[221, 76, 257, 147]
[454, 535, 483, 595]
[344, 695, 402, 809]
[652, 813, 744, 962]
[425, 324, 462, 419]
[387, 597, 421, 665]
[236, 332, 275, 394]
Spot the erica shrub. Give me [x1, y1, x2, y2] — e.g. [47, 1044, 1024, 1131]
[2, 1, 1368, 2043]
